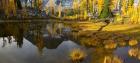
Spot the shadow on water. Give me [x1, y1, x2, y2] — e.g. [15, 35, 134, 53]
[0, 22, 140, 63]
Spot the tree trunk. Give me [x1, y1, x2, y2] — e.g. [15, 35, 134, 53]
[86, 0, 89, 12]
[14, 0, 22, 9]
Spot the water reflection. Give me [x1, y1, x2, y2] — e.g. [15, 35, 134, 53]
[0, 38, 82, 63]
[0, 22, 140, 63]
[128, 46, 140, 60]
[0, 22, 71, 53]
[0, 22, 25, 48]
[103, 55, 123, 63]
[114, 47, 140, 63]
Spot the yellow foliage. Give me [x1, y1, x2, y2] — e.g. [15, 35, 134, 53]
[2, 0, 17, 17]
[97, 0, 104, 14]
[73, 0, 79, 9]
[58, 3, 62, 18]
[115, 14, 123, 23]
[121, 0, 127, 16]
[84, 10, 88, 19]
[110, 0, 118, 11]
[38, 0, 43, 10]
[130, 7, 140, 24]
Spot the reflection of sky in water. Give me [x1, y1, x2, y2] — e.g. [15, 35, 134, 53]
[0, 37, 140, 63]
[0, 37, 38, 63]
[0, 37, 81, 63]
[114, 47, 140, 63]
[1, 36, 139, 63]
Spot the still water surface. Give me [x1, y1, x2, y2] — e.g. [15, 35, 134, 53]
[0, 22, 140, 63]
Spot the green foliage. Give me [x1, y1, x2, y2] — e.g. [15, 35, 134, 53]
[66, 10, 75, 16]
[128, 0, 134, 6]
[98, 0, 113, 18]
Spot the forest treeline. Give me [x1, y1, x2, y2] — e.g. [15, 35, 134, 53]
[0, 0, 140, 23]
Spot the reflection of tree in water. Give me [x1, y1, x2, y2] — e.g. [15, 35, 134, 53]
[70, 30, 139, 49]
[0, 22, 28, 48]
[32, 23, 45, 54]
[90, 47, 123, 63]
[0, 22, 46, 54]
[128, 46, 140, 60]
[14, 25, 24, 47]
[25, 22, 66, 54]
[69, 29, 139, 63]
[103, 55, 123, 63]
[34, 33, 45, 54]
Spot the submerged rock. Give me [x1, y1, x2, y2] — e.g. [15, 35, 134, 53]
[80, 37, 100, 47]
[104, 40, 117, 49]
[129, 39, 138, 46]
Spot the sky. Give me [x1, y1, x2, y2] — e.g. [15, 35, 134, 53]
[20, 0, 140, 8]
[134, 0, 139, 6]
